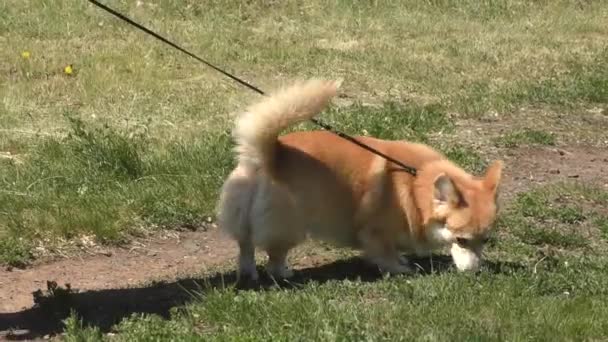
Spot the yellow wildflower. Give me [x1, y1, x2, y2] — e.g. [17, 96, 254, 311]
[21, 51, 31, 59]
[64, 64, 74, 75]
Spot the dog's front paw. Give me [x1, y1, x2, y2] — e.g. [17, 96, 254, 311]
[382, 262, 413, 276]
[266, 264, 294, 279]
[237, 268, 259, 282]
[398, 255, 410, 266]
[374, 257, 413, 276]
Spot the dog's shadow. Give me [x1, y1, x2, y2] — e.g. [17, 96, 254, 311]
[0, 255, 523, 340]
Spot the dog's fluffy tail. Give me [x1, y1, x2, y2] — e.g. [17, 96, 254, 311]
[233, 79, 340, 171]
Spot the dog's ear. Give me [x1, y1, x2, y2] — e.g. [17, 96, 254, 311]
[483, 160, 503, 193]
[434, 174, 464, 207]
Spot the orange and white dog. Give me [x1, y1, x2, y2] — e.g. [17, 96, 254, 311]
[217, 79, 502, 280]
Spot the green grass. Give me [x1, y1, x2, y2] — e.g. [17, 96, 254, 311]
[291, 101, 452, 143]
[1, 0, 606, 259]
[440, 144, 487, 174]
[73, 270, 608, 341]
[316, 102, 453, 142]
[2, 0, 608, 339]
[504, 215, 588, 249]
[475, 181, 598, 254]
[494, 129, 557, 148]
[64, 313, 104, 342]
[498, 183, 607, 250]
[595, 216, 608, 241]
[2, 0, 607, 137]
[37, 182, 608, 340]
[0, 117, 233, 262]
[0, 235, 32, 268]
[0, 102, 452, 266]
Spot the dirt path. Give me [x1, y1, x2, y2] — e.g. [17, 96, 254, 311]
[0, 228, 237, 314]
[1, 146, 607, 339]
[498, 146, 608, 199]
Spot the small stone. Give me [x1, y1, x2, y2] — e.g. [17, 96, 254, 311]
[184, 241, 200, 253]
[549, 169, 560, 174]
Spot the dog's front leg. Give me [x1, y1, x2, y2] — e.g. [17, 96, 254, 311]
[358, 226, 412, 275]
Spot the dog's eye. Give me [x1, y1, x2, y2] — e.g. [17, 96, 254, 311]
[456, 237, 469, 246]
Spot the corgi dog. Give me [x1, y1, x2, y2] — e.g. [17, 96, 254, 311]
[217, 79, 503, 280]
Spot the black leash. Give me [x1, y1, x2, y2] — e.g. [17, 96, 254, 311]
[87, 0, 417, 176]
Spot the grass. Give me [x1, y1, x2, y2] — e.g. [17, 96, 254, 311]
[594, 216, 608, 241]
[21, 181, 608, 340]
[494, 129, 556, 148]
[498, 183, 607, 250]
[0, 100, 478, 266]
[2, 1, 607, 135]
[315, 102, 453, 142]
[440, 144, 487, 174]
[0, 102, 452, 266]
[53, 182, 608, 341]
[0, 236, 32, 268]
[0, 117, 233, 263]
[62, 269, 608, 341]
[2, 0, 608, 339]
[64, 313, 103, 342]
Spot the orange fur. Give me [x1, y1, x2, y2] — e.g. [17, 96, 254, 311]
[217, 79, 503, 279]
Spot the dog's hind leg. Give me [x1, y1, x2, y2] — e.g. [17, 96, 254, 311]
[217, 166, 259, 281]
[237, 237, 258, 281]
[249, 183, 305, 280]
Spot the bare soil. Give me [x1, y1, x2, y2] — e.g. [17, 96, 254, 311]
[0, 228, 236, 313]
[499, 146, 608, 199]
[1, 145, 607, 340]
